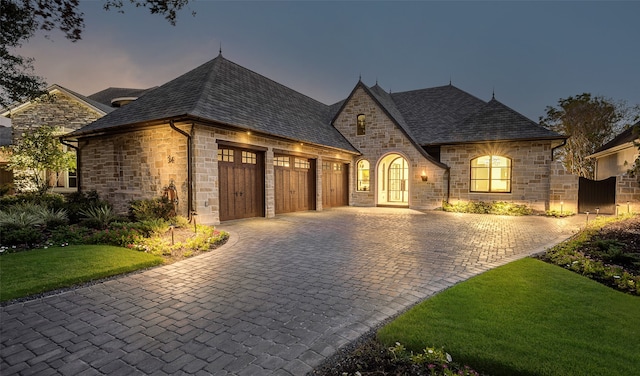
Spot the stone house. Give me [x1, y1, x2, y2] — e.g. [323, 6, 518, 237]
[0, 85, 153, 192]
[65, 54, 572, 224]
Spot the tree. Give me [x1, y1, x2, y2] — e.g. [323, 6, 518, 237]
[0, 0, 192, 108]
[5, 125, 76, 193]
[539, 93, 628, 179]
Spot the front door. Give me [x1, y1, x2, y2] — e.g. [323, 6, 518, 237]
[377, 153, 409, 206]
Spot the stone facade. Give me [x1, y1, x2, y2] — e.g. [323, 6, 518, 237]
[442, 140, 557, 212]
[79, 125, 189, 215]
[8, 89, 104, 135]
[333, 87, 447, 209]
[548, 160, 579, 213]
[79, 121, 355, 224]
[617, 175, 640, 214]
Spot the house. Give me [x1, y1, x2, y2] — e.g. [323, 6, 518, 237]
[0, 85, 152, 192]
[589, 123, 640, 213]
[64, 54, 569, 224]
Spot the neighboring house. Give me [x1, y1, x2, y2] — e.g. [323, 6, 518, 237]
[0, 85, 151, 193]
[0, 117, 13, 191]
[590, 123, 639, 180]
[65, 54, 568, 224]
[589, 123, 640, 213]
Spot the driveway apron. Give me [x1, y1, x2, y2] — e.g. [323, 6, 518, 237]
[1, 208, 584, 375]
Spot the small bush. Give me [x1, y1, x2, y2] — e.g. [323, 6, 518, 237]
[443, 200, 532, 216]
[79, 205, 117, 229]
[87, 227, 143, 247]
[129, 196, 175, 221]
[62, 190, 109, 224]
[0, 226, 42, 246]
[545, 209, 575, 217]
[49, 224, 93, 245]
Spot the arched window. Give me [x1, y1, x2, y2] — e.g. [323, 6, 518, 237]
[356, 114, 366, 135]
[357, 159, 370, 191]
[470, 155, 511, 193]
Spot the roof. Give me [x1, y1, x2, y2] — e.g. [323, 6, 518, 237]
[390, 86, 562, 145]
[592, 122, 639, 155]
[88, 87, 156, 107]
[71, 55, 357, 152]
[1, 84, 114, 116]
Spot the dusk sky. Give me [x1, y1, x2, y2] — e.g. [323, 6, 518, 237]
[18, 1, 640, 122]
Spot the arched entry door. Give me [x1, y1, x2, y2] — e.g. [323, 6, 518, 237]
[377, 153, 409, 206]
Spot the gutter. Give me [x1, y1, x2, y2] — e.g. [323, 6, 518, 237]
[169, 120, 194, 220]
[59, 137, 81, 191]
[551, 139, 567, 161]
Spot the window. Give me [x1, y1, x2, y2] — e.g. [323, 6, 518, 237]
[274, 156, 290, 167]
[357, 114, 366, 135]
[294, 158, 310, 169]
[322, 162, 331, 170]
[242, 151, 256, 164]
[357, 159, 370, 191]
[470, 155, 511, 193]
[218, 148, 234, 162]
[333, 163, 342, 171]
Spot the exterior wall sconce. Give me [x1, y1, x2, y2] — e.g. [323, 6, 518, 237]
[421, 171, 428, 181]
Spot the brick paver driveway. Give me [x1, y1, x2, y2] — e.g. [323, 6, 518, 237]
[1, 208, 584, 375]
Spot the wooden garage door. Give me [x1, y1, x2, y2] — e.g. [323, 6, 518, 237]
[218, 147, 264, 221]
[274, 155, 316, 213]
[322, 161, 348, 208]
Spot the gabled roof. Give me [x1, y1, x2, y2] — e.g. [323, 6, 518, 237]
[1, 84, 114, 116]
[70, 55, 357, 152]
[592, 122, 639, 156]
[88, 87, 156, 107]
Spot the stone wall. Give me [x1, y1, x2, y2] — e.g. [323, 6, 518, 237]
[441, 140, 556, 212]
[79, 125, 189, 215]
[617, 174, 640, 214]
[548, 160, 579, 213]
[8, 90, 104, 135]
[333, 86, 447, 209]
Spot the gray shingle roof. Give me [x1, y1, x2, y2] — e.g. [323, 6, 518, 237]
[88, 87, 156, 107]
[71, 55, 357, 152]
[593, 122, 639, 154]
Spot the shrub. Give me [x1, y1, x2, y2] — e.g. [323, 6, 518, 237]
[87, 227, 143, 247]
[49, 224, 93, 245]
[545, 209, 575, 217]
[62, 190, 109, 224]
[443, 200, 532, 216]
[0, 226, 42, 247]
[129, 196, 175, 221]
[79, 205, 117, 229]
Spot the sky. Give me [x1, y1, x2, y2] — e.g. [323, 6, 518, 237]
[17, 0, 640, 122]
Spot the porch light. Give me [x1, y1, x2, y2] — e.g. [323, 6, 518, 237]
[421, 171, 428, 181]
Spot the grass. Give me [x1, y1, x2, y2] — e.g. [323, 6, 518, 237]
[0, 245, 163, 302]
[377, 258, 640, 376]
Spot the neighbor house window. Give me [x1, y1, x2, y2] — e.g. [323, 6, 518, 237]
[357, 114, 366, 135]
[470, 155, 511, 193]
[357, 159, 370, 191]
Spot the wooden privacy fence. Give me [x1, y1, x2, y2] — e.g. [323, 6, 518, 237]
[578, 176, 616, 214]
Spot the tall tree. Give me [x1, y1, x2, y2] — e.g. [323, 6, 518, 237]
[539, 93, 625, 179]
[4, 125, 76, 193]
[0, 0, 192, 108]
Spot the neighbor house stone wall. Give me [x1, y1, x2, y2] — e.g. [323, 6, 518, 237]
[617, 174, 640, 214]
[442, 140, 556, 212]
[79, 124, 189, 215]
[333, 86, 447, 209]
[8, 90, 104, 136]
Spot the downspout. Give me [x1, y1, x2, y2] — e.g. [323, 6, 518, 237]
[445, 166, 451, 204]
[551, 139, 567, 161]
[60, 137, 81, 191]
[169, 120, 194, 220]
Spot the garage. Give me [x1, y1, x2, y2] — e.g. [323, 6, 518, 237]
[322, 161, 349, 208]
[218, 145, 265, 221]
[274, 154, 316, 213]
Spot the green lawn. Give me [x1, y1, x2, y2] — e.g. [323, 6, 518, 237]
[378, 258, 640, 376]
[0, 245, 163, 302]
